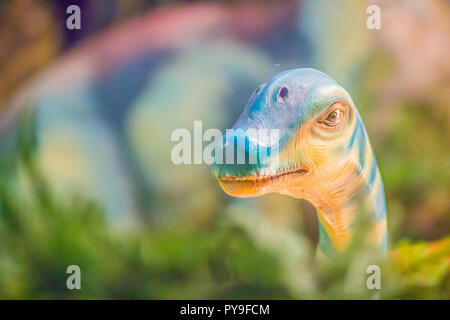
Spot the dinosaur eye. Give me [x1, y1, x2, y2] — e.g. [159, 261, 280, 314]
[326, 110, 340, 122]
[278, 87, 288, 100]
[318, 102, 347, 127]
[322, 109, 342, 127]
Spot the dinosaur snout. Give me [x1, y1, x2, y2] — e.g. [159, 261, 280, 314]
[211, 128, 279, 180]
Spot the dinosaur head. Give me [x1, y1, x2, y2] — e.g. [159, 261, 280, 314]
[212, 68, 361, 200]
[212, 68, 388, 253]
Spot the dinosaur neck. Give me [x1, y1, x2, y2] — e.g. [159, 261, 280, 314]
[288, 122, 387, 255]
[312, 164, 387, 255]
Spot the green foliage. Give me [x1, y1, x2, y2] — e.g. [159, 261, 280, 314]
[0, 137, 448, 299]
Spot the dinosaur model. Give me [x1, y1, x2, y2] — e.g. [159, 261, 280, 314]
[212, 68, 387, 256]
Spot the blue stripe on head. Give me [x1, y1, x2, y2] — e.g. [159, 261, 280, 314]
[348, 120, 359, 150]
[368, 159, 378, 188]
[374, 170, 387, 222]
[358, 130, 368, 170]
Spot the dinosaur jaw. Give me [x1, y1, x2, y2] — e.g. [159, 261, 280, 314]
[217, 167, 308, 197]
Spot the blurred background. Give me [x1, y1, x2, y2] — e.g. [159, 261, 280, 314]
[0, 0, 448, 299]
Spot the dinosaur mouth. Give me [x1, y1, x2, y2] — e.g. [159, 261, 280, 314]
[219, 166, 308, 182]
[217, 167, 308, 197]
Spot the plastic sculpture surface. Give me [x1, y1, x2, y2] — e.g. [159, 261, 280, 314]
[212, 68, 387, 256]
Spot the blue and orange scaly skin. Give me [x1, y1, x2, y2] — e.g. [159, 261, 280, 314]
[212, 68, 387, 256]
